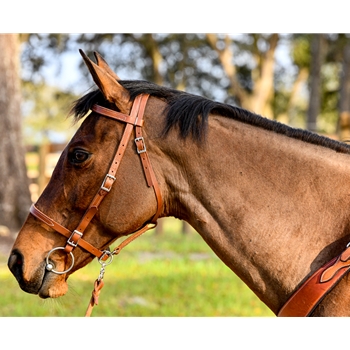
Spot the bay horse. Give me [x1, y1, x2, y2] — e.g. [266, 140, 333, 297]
[8, 50, 350, 316]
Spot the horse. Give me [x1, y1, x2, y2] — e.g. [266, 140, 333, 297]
[8, 50, 350, 316]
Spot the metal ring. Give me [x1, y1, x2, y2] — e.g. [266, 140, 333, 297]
[46, 247, 75, 275]
[98, 250, 114, 266]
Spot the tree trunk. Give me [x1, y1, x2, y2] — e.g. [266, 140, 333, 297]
[250, 34, 279, 118]
[182, 221, 191, 235]
[0, 34, 31, 235]
[287, 67, 309, 124]
[206, 34, 247, 107]
[307, 34, 326, 132]
[338, 39, 350, 142]
[142, 34, 164, 85]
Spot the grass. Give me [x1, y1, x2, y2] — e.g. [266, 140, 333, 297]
[0, 218, 274, 317]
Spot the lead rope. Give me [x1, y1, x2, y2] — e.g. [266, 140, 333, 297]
[85, 258, 108, 317]
[85, 222, 156, 317]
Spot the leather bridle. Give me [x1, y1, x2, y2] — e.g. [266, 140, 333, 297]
[27, 92, 350, 316]
[29, 93, 162, 274]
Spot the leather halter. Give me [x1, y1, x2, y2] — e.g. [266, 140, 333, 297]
[30, 94, 162, 263]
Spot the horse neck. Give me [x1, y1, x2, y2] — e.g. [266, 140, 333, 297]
[154, 114, 350, 313]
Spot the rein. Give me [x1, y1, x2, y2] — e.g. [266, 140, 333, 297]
[29, 94, 162, 316]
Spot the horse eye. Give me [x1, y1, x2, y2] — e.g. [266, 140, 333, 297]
[68, 149, 90, 164]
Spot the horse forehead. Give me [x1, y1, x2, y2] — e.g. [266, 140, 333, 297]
[74, 113, 122, 143]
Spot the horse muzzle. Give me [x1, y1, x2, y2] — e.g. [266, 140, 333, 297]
[8, 248, 68, 298]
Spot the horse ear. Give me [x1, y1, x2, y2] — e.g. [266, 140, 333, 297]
[93, 51, 121, 81]
[79, 49, 131, 114]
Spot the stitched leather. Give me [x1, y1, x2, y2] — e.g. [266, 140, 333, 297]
[320, 248, 350, 282]
[278, 249, 350, 316]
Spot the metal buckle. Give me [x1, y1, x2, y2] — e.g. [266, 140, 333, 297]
[101, 173, 116, 192]
[67, 230, 83, 247]
[135, 137, 147, 154]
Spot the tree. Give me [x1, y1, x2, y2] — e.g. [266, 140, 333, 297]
[0, 34, 32, 235]
[338, 36, 350, 142]
[206, 34, 280, 117]
[307, 34, 327, 132]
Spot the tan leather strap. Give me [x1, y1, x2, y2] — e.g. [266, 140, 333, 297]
[278, 246, 350, 316]
[30, 204, 107, 259]
[91, 104, 143, 126]
[85, 278, 104, 317]
[64, 95, 147, 251]
[30, 93, 162, 262]
[92, 94, 162, 224]
[134, 113, 163, 222]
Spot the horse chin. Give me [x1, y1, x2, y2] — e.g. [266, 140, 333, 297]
[38, 271, 69, 299]
[15, 265, 67, 299]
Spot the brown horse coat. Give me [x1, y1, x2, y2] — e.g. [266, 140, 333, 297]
[8, 51, 350, 316]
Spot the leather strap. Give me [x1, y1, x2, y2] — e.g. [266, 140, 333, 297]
[134, 98, 162, 223]
[278, 246, 350, 316]
[91, 104, 144, 126]
[30, 93, 162, 262]
[62, 95, 146, 253]
[85, 279, 104, 317]
[30, 204, 106, 259]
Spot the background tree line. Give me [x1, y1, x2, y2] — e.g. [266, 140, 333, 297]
[1, 33, 350, 236]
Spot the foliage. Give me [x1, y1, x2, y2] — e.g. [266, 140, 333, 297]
[19, 33, 350, 142]
[21, 80, 80, 144]
[0, 218, 273, 317]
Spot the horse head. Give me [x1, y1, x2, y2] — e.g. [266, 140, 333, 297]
[8, 50, 164, 298]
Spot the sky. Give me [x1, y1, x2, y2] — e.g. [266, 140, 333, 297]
[39, 34, 295, 96]
[41, 50, 86, 94]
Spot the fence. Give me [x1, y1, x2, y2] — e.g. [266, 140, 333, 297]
[26, 143, 65, 202]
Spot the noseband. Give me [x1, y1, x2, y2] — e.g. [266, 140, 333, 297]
[29, 94, 162, 274]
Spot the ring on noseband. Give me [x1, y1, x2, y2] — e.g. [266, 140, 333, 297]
[46, 247, 75, 275]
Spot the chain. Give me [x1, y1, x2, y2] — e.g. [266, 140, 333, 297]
[85, 250, 114, 317]
[98, 262, 107, 281]
[97, 250, 114, 281]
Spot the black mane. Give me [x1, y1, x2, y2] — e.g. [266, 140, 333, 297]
[70, 80, 350, 154]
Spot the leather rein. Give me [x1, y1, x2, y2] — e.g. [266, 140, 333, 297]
[29, 94, 162, 315]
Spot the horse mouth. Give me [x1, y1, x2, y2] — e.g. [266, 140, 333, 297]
[10, 257, 68, 299]
[37, 267, 69, 299]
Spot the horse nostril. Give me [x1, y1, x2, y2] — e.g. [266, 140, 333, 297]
[8, 250, 24, 281]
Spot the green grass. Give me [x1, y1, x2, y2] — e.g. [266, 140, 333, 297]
[0, 218, 274, 317]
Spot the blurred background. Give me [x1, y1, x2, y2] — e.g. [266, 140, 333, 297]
[1, 33, 350, 316]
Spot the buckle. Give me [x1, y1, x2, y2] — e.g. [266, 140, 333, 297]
[67, 230, 83, 247]
[135, 137, 147, 154]
[101, 173, 116, 192]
